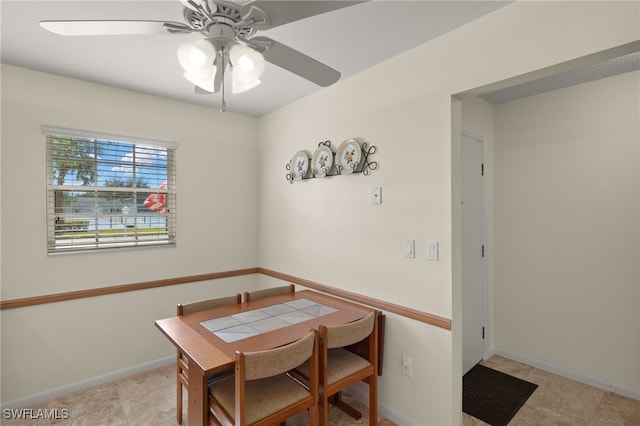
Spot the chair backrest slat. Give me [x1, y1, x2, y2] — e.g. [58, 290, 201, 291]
[244, 284, 294, 303]
[326, 311, 375, 349]
[242, 330, 316, 381]
[177, 293, 241, 316]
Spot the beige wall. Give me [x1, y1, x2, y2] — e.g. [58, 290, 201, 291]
[461, 70, 640, 399]
[0, 65, 260, 402]
[1, 0, 638, 423]
[258, 91, 457, 424]
[493, 71, 640, 394]
[257, 2, 638, 424]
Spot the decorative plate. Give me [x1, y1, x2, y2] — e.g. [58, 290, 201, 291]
[290, 150, 312, 180]
[311, 145, 334, 177]
[335, 138, 361, 174]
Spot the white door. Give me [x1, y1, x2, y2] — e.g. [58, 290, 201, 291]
[462, 132, 486, 375]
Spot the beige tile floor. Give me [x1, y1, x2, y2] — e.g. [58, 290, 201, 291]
[463, 355, 640, 426]
[3, 355, 638, 425]
[1, 364, 396, 426]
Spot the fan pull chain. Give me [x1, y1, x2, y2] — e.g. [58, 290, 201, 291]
[219, 48, 226, 112]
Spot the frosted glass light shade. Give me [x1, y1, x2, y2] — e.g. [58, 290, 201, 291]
[229, 43, 265, 94]
[177, 39, 217, 79]
[229, 43, 265, 81]
[231, 77, 261, 94]
[183, 68, 217, 93]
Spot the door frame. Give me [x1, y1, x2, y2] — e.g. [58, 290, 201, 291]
[461, 129, 489, 371]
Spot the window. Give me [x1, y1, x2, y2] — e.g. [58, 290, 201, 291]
[45, 127, 176, 253]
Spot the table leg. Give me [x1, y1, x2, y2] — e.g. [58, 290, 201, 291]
[187, 364, 208, 426]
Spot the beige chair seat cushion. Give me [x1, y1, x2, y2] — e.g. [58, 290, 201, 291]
[298, 348, 371, 386]
[209, 373, 311, 424]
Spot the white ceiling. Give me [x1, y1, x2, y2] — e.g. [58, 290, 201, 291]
[1, 0, 510, 116]
[2, 1, 637, 116]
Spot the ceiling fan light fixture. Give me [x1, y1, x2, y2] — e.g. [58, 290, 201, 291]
[39, 0, 359, 110]
[231, 77, 261, 94]
[182, 67, 217, 92]
[177, 39, 217, 78]
[229, 43, 265, 81]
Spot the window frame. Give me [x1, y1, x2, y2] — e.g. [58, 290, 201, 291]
[44, 126, 177, 254]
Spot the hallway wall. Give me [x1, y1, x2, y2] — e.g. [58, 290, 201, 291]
[493, 71, 640, 396]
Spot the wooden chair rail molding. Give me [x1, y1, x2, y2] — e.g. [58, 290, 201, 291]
[0, 268, 259, 311]
[258, 268, 451, 330]
[0, 267, 451, 331]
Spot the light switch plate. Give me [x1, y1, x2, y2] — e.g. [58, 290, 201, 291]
[405, 239, 415, 258]
[427, 241, 439, 261]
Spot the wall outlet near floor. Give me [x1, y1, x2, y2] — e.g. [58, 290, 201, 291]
[372, 186, 382, 204]
[401, 350, 412, 377]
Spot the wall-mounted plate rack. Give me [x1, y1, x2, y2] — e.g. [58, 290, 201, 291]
[285, 138, 378, 183]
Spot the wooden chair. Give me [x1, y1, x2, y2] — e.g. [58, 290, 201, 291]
[208, 329, 319, 426]
[243, 284, 294, 303]
[176, 294, 242, 424]
[295, 311, 378, 425]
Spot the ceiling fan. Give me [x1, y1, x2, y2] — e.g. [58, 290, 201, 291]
[39, 0, 365, 111]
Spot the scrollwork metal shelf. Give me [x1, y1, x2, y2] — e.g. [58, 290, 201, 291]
[285, 139, 378, 183]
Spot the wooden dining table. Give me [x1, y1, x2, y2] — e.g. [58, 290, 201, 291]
[155, 289, 375, 426]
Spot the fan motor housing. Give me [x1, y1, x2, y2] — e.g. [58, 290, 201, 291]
[208, 23, 235, 48]
[184, 1, 257, 39]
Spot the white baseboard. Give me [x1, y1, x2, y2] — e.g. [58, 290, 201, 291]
[1, 356, 175, 410]
[483, 345, 496, 360]
[494, 347, 640, 401]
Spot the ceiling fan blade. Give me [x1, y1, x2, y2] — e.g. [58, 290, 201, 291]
[39, 20, 187, 36]
[180, 0, 216, 14]
[251, 36, 340, 87]
[240, 1, 366, 30]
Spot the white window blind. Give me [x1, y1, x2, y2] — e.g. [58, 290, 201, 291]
[45, 127, 176, 253]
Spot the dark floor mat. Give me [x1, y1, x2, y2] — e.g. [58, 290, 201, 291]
[463, 364, 538, 426]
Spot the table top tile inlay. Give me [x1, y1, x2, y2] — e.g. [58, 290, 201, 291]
[200, 298, 337, 343]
